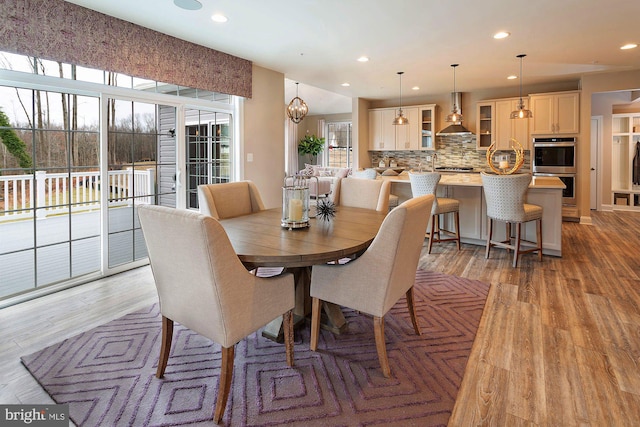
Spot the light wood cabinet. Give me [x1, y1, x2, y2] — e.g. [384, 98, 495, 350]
[369, 109, 396, 151]
[395, 107, 419, 150]
[419, 104, 437, 150]
[369, 105, 434, 151]
[476, 98, 530, 150]
[530, 91, 579, 135]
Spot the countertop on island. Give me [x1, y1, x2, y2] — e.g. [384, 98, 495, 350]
[378, 173, 566, 190]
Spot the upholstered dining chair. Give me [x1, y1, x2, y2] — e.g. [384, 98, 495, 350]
[197, 180, 265, 219]
[198, 180, 266, 275]
[309, 194, 435, 378]
[408, 172, 461, 254]
[137, 204, 295, 424]
[350, 168, 399, 211]
[331, 177, 391, 212]
[480, 172, 543, 267]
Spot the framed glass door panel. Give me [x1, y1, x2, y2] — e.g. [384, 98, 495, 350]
[106, 98, 176, 269]
[185, 109, 231, 210]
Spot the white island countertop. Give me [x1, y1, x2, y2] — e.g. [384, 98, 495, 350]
[379, 173, 566, 190]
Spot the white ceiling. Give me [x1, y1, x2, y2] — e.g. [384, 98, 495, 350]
[66, 0, 640, 114]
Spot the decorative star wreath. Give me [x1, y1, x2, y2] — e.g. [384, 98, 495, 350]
[486, 138, 525, 175]
[316, 199, 336, 222]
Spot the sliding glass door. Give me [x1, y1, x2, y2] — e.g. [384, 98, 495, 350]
[0, 86, 100, 297]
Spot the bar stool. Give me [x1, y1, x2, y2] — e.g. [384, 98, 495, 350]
[480, 172, 543, 267]
[408, 172, 461, 254]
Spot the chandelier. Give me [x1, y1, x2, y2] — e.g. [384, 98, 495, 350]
[287, 82, 308, 123]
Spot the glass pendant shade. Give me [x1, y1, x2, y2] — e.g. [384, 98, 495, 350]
[511, 54, 533, 119]
[393, 71, 408, 125]
[287, 82, 308, 123]
[392, 109, 409, 125]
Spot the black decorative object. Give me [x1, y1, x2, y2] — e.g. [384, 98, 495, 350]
[316, 199, 336, 222]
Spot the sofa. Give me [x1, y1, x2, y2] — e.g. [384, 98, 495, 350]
[298, 164, 351, 197]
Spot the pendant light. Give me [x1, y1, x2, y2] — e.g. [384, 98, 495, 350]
[510, 54, 533, 119]
[287, 82, 308, 123]
[392, 71, 409, 125]
[445, 64, 463, 123]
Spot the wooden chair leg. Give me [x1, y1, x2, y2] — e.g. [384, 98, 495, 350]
[454, 211, 461, 250]
[513, 223, 522, 268]
[427, 214, 436, 254]
[283, 310, 294, 367]
[373, 316, 391, 378]
[537, 218, 543, 260]
[214, 346, 235, 424]
[485, 217, 493, 259]
[156, 316, 173, 378]
[310, 297, 322, 351]
[405, 287, 421, 335]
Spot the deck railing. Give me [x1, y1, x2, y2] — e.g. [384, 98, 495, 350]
[0, 169, 155, 222]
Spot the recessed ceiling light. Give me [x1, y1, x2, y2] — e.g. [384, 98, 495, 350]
[412, 86, 420, 91]
[493, 31, 510, 39]
[507, 75, 517, 80]
[211, 13, 228, 23]
[341, 83, 350, 87]
[357, 56, 369, 62]
[620, 43, 638, 50]
[174, 0, 202, 10]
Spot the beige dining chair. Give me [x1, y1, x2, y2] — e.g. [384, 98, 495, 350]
[137, 204, 295, 424]
[331, 177, 391, 212]
[197, 180, 265, 219]
[309, 194, 435, 378]
[198, 180, 267, 274]
[408, 172, 461, 254]
[481, 172, 543, 267]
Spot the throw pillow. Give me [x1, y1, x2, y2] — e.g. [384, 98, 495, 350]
[301, 163, 315, 176]
[381, 169, 399, 176]
[336, 167, 351, 179]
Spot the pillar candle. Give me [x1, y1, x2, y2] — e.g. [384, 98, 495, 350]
[288, 198, 303, 221]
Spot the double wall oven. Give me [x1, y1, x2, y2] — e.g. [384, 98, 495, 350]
[532, 137, 576, 205]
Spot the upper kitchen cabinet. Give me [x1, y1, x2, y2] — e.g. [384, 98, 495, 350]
[476, 97, 530, 151]
[369, 108, 396, 151]
[395, 107, 420, 150]
[419, 104, 437, 150]
[529, 91, 580, 135]
[369, 105, 429, 151]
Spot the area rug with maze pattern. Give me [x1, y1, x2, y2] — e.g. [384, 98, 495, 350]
[21, 270, 489, 426]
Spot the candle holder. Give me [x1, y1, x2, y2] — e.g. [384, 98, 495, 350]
[282, 175, 311, 229]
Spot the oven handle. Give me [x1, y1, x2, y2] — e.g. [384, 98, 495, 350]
[532, 143, 576, 148]
[533, 172, 575, 178]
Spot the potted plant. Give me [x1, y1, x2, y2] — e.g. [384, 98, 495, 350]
[298, 133, 325, 164]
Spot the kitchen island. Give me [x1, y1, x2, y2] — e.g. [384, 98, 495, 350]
[381, 173, 565, 256]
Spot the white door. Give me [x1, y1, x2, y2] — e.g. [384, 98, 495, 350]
[590, 117, 602, 210]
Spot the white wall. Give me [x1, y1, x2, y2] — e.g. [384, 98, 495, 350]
[242, 65, 286, 209]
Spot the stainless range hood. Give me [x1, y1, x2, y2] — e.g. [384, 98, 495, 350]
[436, 92, 472, 136]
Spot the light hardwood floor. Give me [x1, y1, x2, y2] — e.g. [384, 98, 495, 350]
[1, 211, 639, 426]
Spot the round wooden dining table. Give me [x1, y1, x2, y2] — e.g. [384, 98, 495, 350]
[218, 206, 388, 341]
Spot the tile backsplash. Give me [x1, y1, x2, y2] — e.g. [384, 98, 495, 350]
[369, 135, 531, 172]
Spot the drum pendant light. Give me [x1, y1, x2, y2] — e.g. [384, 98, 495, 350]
[287, 82, 309, 123]
[510, 54, 533, 119]
[392, 71, 409, 125]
